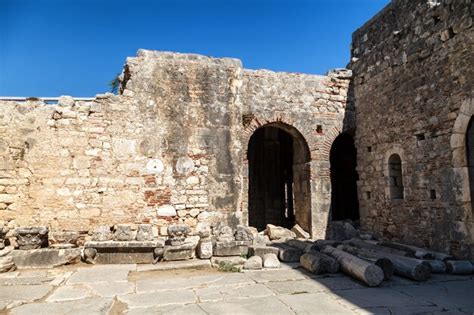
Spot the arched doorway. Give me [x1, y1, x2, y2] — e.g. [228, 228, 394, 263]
[247, 123, 311, 232]
[330, 133, 359, 221]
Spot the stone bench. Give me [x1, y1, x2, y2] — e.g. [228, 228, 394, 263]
[84, 240, 165, 264]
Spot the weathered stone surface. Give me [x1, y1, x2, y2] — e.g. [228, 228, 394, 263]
[10, 297, 114, 315]
[46, 285, 93, 302]
[157, 205, 177, 217]
[67, 264, 134, 284]
[248, 245, 279, 259]
[0, 49, 352, 250]
[10, 248, 81, 268]
[253, 234, 271, 246]
[49, 231, 79, 247]
[199, 296, 293, 315]
[91, 226, 112, 242]
[210, 256, 247, 267]
[0, 227, 8, 250]
[14, 227, 48, 250]
[118, 290, 196, 308]
[234, 225, 254, 242]
[216, 226, 234, 242]
[272, 243, 303, 262]
[0, 256, 15, 273]
[197, 240, 212, 259]
[0, 246, 13, 257]
[136, 224, 153, 241]
[213, 241, 249, 257]
[243, 255, 262, 270]
[163, 243, 195, 261]
[291, 224, 310, 239]
[0, 284, 53, 304]
[84, 240, 164, 264]
[265, 224, 296, 240]
[350, 1, 473, 258]
[113, 224, 133, 241]
[167, 225, 191, 246]
[263, 253, 280, 268]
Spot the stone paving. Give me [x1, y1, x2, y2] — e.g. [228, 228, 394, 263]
[0, 262, 473, 314]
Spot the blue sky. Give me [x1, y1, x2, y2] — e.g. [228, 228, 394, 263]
[0, 0, 389, 97]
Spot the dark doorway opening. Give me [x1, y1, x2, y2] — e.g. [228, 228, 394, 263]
[330, 133, 359, 221]
[248, 124, 311, 233]
[466, 118, 474, 212]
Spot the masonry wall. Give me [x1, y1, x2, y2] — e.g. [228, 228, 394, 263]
[0, 50, 350, 238]
[350, 0, 474, 258]
[241, 69, 353, 238]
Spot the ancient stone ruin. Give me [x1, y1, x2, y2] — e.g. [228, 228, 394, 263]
[0, 0, 472, 283]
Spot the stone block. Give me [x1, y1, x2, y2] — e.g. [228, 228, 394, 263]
[263, 253, 280, 268]
[213, 241, 250, 257]
[0, 256, 15, 273]
[113, 224, 133, 241]
[216, 226, 234, 242]
[211, 256, 246, 268]
[244, 255, 262, 270]
[10, 248, 80, 268]
[84, 240, 165, 264]
[91, 226, 112, 242]
[14, 227, 49, 250]
[157, 205, 177, 217]
[235, 225, 254, 242]
[265, 224, 296, 240]
[248, 245, 279, 259]
[167, 224, 191, 245]
[49, 230, 79, 247]
[136, 224, 153, 241]
[197, 240, 213, 259]
[163, 243, 196, 261]
[291, 224, 310, 239]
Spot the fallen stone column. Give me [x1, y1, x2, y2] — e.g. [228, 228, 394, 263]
[423, 259, 446, 274]
[321, 246, 384, 287]
[300, 251, 339, 274]
[337, 244, 394, 280]
[339, 245, 430, 281]
[445, 260, 473, 275]
[379, 241, 453, 261]
[345, 238, 409, 256]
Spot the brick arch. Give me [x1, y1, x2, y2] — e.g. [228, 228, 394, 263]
[242, 115, 313, 160]
[242, 115, 313, 235]
[320, 126, 342, 162]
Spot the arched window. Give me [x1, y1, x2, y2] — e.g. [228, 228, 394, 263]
[388, 154, 404, 200]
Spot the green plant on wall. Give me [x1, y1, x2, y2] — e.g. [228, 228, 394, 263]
[109, 73, 121, 94]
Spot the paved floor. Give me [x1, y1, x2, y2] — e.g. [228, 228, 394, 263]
[0, 261, 473, 314]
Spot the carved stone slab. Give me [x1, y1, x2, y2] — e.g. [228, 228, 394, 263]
[14, 227, 49, 250]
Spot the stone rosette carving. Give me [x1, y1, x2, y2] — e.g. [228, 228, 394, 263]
[136, 224, 154, 241]
[167, 224, 191, 246]
[113, 224, 133, 241]
[91, 226, 112, 242]
[14, 227, 49, 250]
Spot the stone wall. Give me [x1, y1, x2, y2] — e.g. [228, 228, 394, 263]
[241, 69, 353, 238]
[350, 0, 474, 258]
[0, 50, 351, 239]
